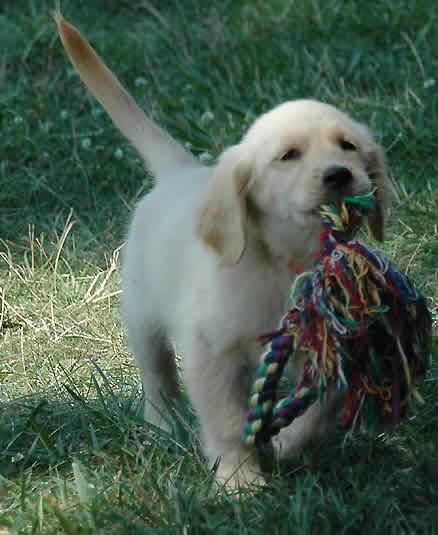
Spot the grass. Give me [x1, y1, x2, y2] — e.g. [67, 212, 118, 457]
[0, 0, 437, 532]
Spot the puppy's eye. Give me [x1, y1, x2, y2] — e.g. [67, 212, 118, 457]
[339, 139, 356, 151]
[280, 148, 301, 161]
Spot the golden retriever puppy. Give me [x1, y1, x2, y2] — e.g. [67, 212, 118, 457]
[56, 14, 390, 490]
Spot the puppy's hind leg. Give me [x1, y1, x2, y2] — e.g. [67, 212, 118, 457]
[128, 323, 179, 431]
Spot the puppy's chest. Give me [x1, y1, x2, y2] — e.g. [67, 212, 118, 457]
[214, 263, 293, 343]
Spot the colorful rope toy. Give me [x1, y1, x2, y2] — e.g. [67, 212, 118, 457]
[243, 192, 431, 447]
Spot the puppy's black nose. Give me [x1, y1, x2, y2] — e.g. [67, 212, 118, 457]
[323, 166, 353, 189]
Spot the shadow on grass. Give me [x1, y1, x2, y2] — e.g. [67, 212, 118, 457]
[1, 362, 437, 532]
[2, 363, 436, 484]
[0, 378, 198, 482]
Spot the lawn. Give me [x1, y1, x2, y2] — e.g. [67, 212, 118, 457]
[0, 0, 437, 533]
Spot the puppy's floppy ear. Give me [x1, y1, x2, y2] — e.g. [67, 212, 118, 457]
[196, 145, 252, 264]
[365, 143, 393, 242]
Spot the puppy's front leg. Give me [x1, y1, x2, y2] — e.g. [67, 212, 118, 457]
[273, 385, 342, 459]
[184, 336, 264, 491]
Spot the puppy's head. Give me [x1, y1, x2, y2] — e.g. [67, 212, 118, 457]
[197, 100, 391, 263]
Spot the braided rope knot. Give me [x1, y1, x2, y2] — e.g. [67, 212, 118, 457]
[243, 192, 431, 447]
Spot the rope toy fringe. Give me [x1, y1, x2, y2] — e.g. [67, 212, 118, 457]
[243, 192, 431, 446]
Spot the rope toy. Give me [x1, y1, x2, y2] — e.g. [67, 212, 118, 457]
[243, 192, 431, 446]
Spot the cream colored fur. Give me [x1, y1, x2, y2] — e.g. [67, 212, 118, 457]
[56, 14, 391, 491]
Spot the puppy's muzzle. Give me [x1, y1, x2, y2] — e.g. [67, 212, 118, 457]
[323, 165, 353, 190]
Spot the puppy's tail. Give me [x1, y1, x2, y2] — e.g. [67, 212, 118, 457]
[54, 11, 198, 178]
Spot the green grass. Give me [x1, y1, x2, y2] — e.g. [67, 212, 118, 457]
[1, 0, 437, 532]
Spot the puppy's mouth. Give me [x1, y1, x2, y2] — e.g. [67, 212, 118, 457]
[303, 185, 373, 216]
[310, 184, 373, 213]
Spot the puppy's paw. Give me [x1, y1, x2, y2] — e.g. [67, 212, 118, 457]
[215, 463, 266, 493]
[272, 428, 306, 461]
